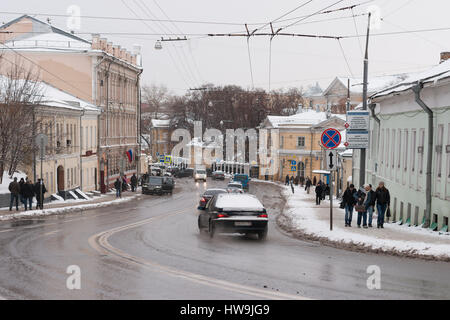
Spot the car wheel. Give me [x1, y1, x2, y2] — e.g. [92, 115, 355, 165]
[258, 228, 268, 241]
[208, 220, 215, 238]
[198, 216, 203, 232]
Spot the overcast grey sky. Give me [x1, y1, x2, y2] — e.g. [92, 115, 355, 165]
[1, 0, 449, 94]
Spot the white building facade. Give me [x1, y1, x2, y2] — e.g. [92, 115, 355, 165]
[353, 56, 450, 231]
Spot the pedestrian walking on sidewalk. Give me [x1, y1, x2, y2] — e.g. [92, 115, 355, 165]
[19, 178, 26, 209]
[130, 173, 137, 192]
[356, 186, 368, 228]
[23, 179, 34, 210]
[33, 179, 47, 210]
[114, 178, 122, 198]
[366, 184, 376, 227]
[375, 181, 390, 228]
[315, 183, 323, 205]
[305, 177, 312, 194]
[342, 184, 357, 227]
[285, 175, 290, 186]
[8, 177, 20, 211]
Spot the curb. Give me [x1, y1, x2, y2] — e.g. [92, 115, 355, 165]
[254, 180, 450, 262]
[0, 194, 141, 221]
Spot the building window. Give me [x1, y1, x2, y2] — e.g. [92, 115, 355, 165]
[418, 129, 425, 174]
[404, 130, 408, 172]
[297, 136, 305, 148]
[379, 129, 384, 165]
[385, 130, 390, 168]
[436, 124, 444, 179]
[391, 130, 395, 169]
[280, 136, 284, 148]
[411, 130, 416, 173]
[397, 129, 402, 169]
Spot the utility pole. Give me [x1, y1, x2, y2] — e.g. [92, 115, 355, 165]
[359, 13, 371, 187]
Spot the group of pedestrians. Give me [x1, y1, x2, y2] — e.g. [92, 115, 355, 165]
[314, 180, 330, 205]
[114, 173, 138, 198]
[8, 177, 47, 211]
[341, 181, 390, 229]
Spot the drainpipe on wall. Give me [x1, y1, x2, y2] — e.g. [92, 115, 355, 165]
[369, 102, 380, 176]
[79, 109, 85, 191]
[412, 82, 433, 228]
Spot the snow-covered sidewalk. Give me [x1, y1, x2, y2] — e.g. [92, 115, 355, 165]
[0, 191, 140, 221]
[269, 181, 450, 261]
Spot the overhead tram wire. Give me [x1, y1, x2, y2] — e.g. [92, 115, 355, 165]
[337, 38, 354, 78]
[120, 0, 193, 89]
[134, 0, 201, 88]
[152, 0, 204, 84]
[244, 24, 255, 89]
[351, 7, 364, 58]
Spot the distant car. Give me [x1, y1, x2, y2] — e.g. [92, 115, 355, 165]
[198, 193, 268, 240]
[198, 188, 227, 210]
[226, 181, 243, 193]
[142, 176, 174, 195]
[232, 174, 250, 190]
[175, 168, 194, 178]
[211, 170, 225, 180]
[194, 169, 207, 182]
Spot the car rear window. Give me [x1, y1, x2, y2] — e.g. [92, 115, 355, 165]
[204, 189, 226, 196]
[196, 170, 206, 174]
[149, 177, 163, 184]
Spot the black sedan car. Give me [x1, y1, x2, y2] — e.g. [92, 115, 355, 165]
[174, 168, 194, 178]
[198, 193, 268, 240]
[197, 188, 227, 210]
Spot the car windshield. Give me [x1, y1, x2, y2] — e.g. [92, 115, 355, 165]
[233, 175, 247, 181]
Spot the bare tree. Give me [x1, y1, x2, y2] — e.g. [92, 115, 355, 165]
[0, 56, 42, 183]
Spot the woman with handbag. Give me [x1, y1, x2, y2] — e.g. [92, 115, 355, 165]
[355, 186, 368, 228]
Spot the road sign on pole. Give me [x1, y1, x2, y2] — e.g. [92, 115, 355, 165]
[326, 150, 337, 171]
[321, 128, 342, 149]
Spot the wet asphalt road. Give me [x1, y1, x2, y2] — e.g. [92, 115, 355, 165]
[0, 178, 449, 300]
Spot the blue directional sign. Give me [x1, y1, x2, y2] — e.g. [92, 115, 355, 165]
[321, 128, 342, 150]
[291, 166, 297, 172]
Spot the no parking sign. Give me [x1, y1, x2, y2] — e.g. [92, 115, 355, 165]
[321, 128, 341, 149]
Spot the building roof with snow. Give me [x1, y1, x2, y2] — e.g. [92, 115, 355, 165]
[371, 59, 450, 99]
[0, 75, 100, 113]
[1, 15, 141, 69]
[262, 109, 345, 129]
[323, 74, 409, 96]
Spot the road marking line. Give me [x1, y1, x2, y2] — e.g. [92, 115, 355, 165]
[0, 229, 13, 233]
[88, 211, 310, 300]
[43, 230, 60, 236]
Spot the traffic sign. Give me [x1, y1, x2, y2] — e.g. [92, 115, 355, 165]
[291, 166, 297, 172]
[290, 160, 297, 166]
[321, 128, 341, 149]
[346, 130, 369, 149]
[35, 133, 48, 160]
[326, 150, 337, 171]
[346, 111, 370, 130]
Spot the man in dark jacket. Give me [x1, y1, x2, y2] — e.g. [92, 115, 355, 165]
[33, 179, 47, 210]
[285, 175, 290, 186]
[375, 181, 390, 228]
[23, 179, 34, 211]
[8, 177, 20, 211]
[305, 177, 312, 194]
[130, 174, 138, 192]
[114, 178, 121, 198]
[342, 184, 357, 227]
[315, 183, 323, 205]
[19, 178, 26, 209]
